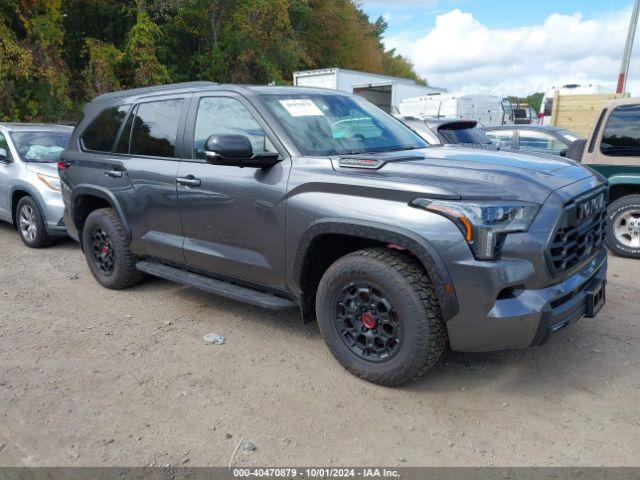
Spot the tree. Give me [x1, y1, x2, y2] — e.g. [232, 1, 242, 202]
[0, 0, 73, 120]
[0, 15, 33, 120]
[123, 9, 170, 87]
[383, 49, 426, 85]
[1, 0, 427, 121]
[82, 38, 123, 98]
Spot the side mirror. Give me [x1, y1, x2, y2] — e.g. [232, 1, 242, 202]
[205, 134, 280, 168]
[0, 148, 9, 162]
[559, 149, 567, 157]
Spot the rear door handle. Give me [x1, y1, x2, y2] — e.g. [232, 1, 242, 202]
[105, 169, 123, 178]
[177, 175, 201, 187]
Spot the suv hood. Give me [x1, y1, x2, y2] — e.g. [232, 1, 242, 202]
[336, 147, 601, 204]
[25, 162, 59, 178]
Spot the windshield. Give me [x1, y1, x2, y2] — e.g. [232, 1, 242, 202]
[437, 125, 493, 145]
[10, 130, 71, 163]
[260, 93, 427, 156]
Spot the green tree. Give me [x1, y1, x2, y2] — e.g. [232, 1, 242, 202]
[1, 0, 427, 121]
[123, 9, 170, 87]
[0, 15, 33, 120]
[0, 0, 72, 120]
[82, 38, 123, 98]
[383, 49, 426, 85]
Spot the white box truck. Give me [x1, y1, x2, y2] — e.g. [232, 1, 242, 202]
[398, 93, 515, 127]
[292, 68, 446, 113]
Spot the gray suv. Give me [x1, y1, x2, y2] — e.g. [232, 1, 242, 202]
[0, 123, 72, 247]
[60, 82, 608, 386]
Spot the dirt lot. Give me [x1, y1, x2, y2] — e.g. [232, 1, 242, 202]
[0, 222, 638, 467]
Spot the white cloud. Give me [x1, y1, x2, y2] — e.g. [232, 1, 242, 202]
[385, 8, 640, 96]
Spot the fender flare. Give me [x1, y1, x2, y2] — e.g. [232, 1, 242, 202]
[294, 218, 460, 321]
[607, 174, 640, 187]
[9, 184, 48, 227]
[71, 185, 132, 244]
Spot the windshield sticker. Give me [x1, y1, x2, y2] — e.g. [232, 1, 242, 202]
[279, 99, 324, 117]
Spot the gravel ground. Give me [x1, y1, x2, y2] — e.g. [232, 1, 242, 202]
[0, 222, 638, 467]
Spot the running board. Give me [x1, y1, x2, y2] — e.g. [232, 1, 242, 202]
[136, 261, 297, 310]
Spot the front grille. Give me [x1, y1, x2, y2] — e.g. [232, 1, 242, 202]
[548, 188, 607, 276]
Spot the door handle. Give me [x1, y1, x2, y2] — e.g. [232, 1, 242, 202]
[105, 169, 123, 178]
[177, 175, 201, 187]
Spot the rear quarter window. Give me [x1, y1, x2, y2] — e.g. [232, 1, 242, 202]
[81, 105, 130, 152]
[600, 104, 640, 156]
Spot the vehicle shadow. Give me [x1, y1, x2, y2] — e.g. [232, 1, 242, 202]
[142, 268, 628, 393]
[157, 274, 615, 397]
[148, 277, 311, 334]
[0, 221, 78, 250]
[407, 327, 613, 396]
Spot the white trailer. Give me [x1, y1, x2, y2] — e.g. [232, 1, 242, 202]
[292, 68, 446, 113]
[398, 93, 514, 127]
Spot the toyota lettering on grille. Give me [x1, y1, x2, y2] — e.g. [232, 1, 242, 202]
[577, 192, 606, 221]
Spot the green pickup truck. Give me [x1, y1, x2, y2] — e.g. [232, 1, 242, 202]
[579, 98, 640, 258]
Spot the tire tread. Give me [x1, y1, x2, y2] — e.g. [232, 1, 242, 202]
[316, 247, 447, 386]
[83, 208, 144, 289]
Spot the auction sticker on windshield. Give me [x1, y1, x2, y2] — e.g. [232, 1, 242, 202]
[279, 99, 324, 117]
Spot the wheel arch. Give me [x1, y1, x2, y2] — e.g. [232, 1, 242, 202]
[294, 219, 459, 322]
[608, 175, 640, 204]
[71, 185, 131, 248]
[10, 185, 47, 228]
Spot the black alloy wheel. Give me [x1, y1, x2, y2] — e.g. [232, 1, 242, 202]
[334, 282, 403, 362]
[90, 227, 115, 275]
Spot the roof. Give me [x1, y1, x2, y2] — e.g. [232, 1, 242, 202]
[0, 122, 74, 132]
[93, 81, 218, 102]
[483, 124, 569, 132]
[88, 82, 357, 106]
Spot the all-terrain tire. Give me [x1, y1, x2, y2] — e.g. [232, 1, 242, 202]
[16, 196, 52, 248]
[605, 195, 640, 259]
[81, 208, 144, 289]
[316, 248, 447, 387]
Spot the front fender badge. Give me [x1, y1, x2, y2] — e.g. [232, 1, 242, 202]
[338, 158, 383, 169]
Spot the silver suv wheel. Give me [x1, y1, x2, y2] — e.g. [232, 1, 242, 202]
[19, 204, 37, 242]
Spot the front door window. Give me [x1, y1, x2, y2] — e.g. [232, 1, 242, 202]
[193, 97, 273, 159]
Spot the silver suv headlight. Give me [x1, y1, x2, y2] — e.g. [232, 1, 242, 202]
[37, 174, 61, 191]
[412, 199, 540, 260]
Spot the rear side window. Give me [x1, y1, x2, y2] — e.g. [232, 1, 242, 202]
[81, 105, 130, 152]
[485, 130, 514, 148]
[130, 99, 184, 158]
[518, 130, 566, 154]
[438, 125, 492, 145]
[600, 104, 640, 156]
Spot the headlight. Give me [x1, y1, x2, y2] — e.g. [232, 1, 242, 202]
[37, 174, 61, 191]
[411, 199, 540, 260]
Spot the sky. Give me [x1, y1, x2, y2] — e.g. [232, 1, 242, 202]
[361, 0, 640, 97]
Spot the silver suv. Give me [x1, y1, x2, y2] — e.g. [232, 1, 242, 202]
[0, 123, 72, 247]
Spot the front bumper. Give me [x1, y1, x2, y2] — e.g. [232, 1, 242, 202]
[443, 247, 607, 352]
